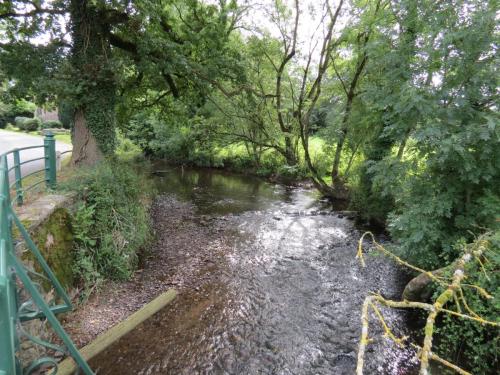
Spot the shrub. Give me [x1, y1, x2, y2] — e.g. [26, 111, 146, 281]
[60, 160, 153, 292]
[41, 120, 63, 129]
[276, 164, 309, 180]
[0, 99, 36, 128]
[122, 111, 156, 155]
[14, 116, 29, 126]
[15, 116, 41, 131]
[13, 99, 36, 117]
[115, 131, 144, 161]
[225, 154, 254, 171]
[0, 102, 14, 129]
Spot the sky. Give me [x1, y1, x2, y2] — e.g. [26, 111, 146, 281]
[237, 0, 350, 62]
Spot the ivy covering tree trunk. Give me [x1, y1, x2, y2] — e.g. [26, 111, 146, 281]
[69, 0, 116, 165]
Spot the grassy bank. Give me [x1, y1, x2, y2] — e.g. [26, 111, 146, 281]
[152, 136, 363, 187]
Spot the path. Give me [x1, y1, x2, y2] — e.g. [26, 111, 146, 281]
[0, 129, 71, 181]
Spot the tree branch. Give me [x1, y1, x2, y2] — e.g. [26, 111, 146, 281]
[109, 33, 138, 54]
[275, 0, 300, 133]
[355, 233, 497, 375]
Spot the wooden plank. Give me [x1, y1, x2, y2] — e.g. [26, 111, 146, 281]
[55, 289, 177, 375]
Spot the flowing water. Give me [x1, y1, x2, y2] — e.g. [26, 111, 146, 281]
[90, 166, 418, 374]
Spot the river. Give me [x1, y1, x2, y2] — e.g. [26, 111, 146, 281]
[89, 165, 418, 374]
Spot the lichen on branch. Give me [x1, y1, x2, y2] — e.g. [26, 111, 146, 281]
[355, 233, 498, 375]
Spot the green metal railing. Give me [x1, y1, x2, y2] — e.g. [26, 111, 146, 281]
[0, 133, 59, 207]
[0, 140, 93, 374]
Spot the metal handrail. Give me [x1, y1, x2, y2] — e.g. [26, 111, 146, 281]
[11, 168, 48, 187]
[0, 146, 92, 373]
[17, 155, 48, 167]
[0, 133, 71, 206]
[22, 178, 47, 193]
[0, 145, 47, 157]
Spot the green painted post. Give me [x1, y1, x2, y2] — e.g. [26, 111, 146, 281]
[0, 156, 17, 375]
[13, 149, 23, 206]
[1, 156, 11, 208]
[0, 239, 17, 375]
[44, 133, 57, 189]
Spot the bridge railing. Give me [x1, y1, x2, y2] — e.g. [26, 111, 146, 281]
[0, 133, 69, 206]
[0, 147, 93, 373]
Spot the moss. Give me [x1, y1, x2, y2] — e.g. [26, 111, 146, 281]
[27, 208, 75, 289]
[12, 219, 31, 239]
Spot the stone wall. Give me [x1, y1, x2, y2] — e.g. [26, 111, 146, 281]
[16, 193, 77, 289]
[14, 193, 77, 369]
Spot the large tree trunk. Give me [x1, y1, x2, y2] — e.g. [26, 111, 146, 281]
[297, 117, 349, 200]
[71, 109, 103, 166]
[69, 0, 116, 165]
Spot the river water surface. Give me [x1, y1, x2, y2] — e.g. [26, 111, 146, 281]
[90, 166, 418, 374]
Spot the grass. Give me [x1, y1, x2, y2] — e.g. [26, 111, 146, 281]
[54, 133, 71, 144]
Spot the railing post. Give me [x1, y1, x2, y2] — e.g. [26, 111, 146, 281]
[1, 156, 11, 208]
[0, 157, 17, 375]
[44, 133, 57, 189]
[12, 149, 23, 206]
[0, 240, 18, 375]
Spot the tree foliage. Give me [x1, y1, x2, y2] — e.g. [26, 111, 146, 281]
[0, 0, 244, 163]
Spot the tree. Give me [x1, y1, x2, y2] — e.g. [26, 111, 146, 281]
[202, 34, 301, 167]
[358, 0, 499, 266]
[0, 0, 244, 164]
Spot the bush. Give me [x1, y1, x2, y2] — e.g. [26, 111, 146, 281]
[115, 131, 144, 161]
[0, 102, 13, 129]
[60, 160, 153, 292]
[121, 111, 156, 155]
[15, 116, 41, 131]
[13, 99, 36, 117]
[276, 164, 309, 180]
[41, 120, 63, 129]
[0, 99, 36, 128]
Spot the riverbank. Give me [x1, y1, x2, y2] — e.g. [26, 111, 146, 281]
[62, 194, 232, 347]
[151, 157, 321, 189]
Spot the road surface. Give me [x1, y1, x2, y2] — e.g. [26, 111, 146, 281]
[0, 129, 72, 182]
